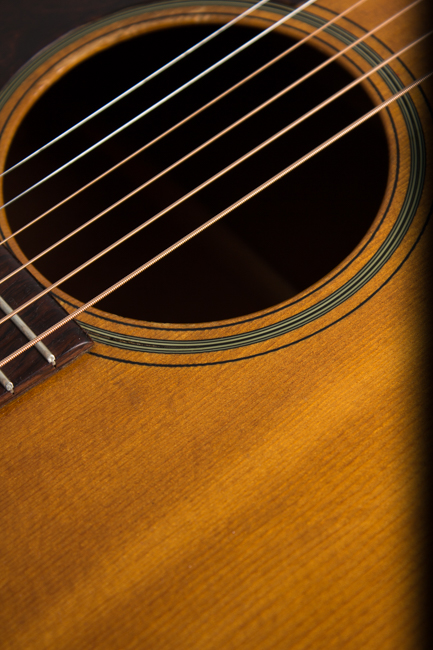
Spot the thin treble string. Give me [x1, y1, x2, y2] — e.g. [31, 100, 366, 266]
[0, 0, 370, 247]
[0, 71, 430, 370]
[0, 0, 272, 178]
[0, 0, 423, 288]
[0, 0, 318, 210]
[0, 26, 430, 324]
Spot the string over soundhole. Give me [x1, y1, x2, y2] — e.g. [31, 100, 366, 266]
[2, 17, 389, 324]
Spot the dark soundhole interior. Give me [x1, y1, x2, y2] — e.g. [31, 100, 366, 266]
[4, 22, 389, 323]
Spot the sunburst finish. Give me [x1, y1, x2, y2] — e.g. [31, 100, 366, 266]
[0, 1, 431, 648]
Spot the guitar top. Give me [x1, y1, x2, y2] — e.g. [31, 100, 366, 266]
[0, 1, 432, 648]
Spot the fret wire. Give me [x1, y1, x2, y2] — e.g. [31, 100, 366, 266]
[0, 29, 430, 326]
[0, 0, 426, 292]
[0, 0, 318, 210]
[0, 0, 370, 248]
[0, 71, 430, 371]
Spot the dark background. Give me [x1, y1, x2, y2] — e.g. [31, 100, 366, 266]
[0, 0, 432, 646]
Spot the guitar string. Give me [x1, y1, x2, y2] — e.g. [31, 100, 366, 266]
[0, 71, 430, 371]
[0, 0, 389, 283]
[0, 0, 370, 247]
[0, 0, 422, 289]
[0, 26, 430, 329]
[0, 0, 274, 178]
[0, 0, 319, 209]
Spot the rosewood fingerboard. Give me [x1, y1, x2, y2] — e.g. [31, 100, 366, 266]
[0, 244, 92, 406]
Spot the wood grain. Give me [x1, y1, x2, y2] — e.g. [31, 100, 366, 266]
[0, 244, 93, 406]
[0, 1, 431, 649]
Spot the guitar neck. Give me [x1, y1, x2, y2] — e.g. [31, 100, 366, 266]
[0, 1, 432, 648]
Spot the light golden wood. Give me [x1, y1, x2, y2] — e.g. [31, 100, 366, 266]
[0, 1, 431, 648]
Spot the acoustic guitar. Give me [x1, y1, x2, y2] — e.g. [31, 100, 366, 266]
[0, 1, 431, 648]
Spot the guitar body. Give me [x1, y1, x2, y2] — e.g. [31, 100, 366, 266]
[0, 1, 431, 648]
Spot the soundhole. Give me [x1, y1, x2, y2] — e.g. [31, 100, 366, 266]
[3, 21, 389, 323]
